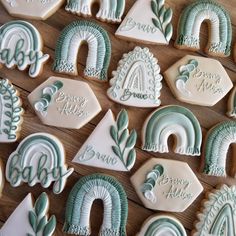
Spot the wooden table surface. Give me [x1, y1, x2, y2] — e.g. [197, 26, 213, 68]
[0, 0, 236, 235]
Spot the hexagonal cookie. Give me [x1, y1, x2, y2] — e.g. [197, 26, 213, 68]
[164, 55, 233, 106]
[130, 158, 203, 212]
[28, 76, 101, 129]
[1, 0, 64, 20]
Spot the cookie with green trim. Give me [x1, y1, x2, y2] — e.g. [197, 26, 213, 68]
[0, 78, 24, 143]
[63, 173, 128, 236]
[0, 192, 56, 236]
[73, 109, 137, 171]
[53, 20, 111, 82]
[116, 0, 173, 45]
[175, 0, 232, 57]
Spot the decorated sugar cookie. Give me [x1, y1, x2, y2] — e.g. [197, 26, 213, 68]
[164, 55, 233, 106]
[116, 0, 173, 45]
[175, 0, 232, 57]
[0, 78, 24, 142]
[107, 47, 163, 108]
[65, 0, 125, 23]
[0, 192, 56, 236]
[131, 158, 203, 212]
[1, 0, 64, 20]
[28, 76, 101, 129]
[137, 214, 187, 236]
[227, 86, 236, 118]
[142, 105, 202, 156]
[6, 133, 74, 194]
[53, 20, 111, 81]
[202, 121, 236, 177]
[73, 109, 137, 171]
[192, 185, 236, 236]
[0, 21, 49, 78]
[63, 173, 128, 235]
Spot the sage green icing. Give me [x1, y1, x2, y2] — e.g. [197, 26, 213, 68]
[176, 59, 198, 83]
[110, 109, 137, 171]
[52, 20, 111, 81]
[28, 192, 56, 236]
[6, 134, 74, 194]
[151, 0, 173, 42]
[141, 164, 164, 203]
[0, 78, 23, 141]
[144, 217, 187, 236]
[65, 0, 125, 22]
[194, 185, 236, 236]
[142, 105, 202, 156]
[63, 174, 128, 236]
[34, 80, 63, 115]
[229, 88, 236, 117]
[203, 121, 236, 176]
[176, 0, 232, 56]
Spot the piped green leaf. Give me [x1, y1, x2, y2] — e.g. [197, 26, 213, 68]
[28, 211, 37, 232]
[112, 146, 121, 158]
[42, 215, 56, 236]
[165, 23, 173, 42]
[119, 129, 129, 145]
[152, 18, 162, 30]
[126, 149, 136, 170]
[159, 6, 165, 20]
[117, 109, 128, 131]
[151, 0, 158, 16]
[36, 216, 47, 233]
[110, 125, 118, 143]
[125, 130, 137, 148]
[35, 192, 48, 217]
[163, 8, 173, 24]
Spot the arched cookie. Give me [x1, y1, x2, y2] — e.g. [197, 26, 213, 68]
[0, 192, 56, 236]
[192, 185, 236, 236]
[52, 20, 111, 81]
[227, 86, 236, 118]
[6, 132, 74, 194]
[137, 214, 187, 236]
[0, 20, 49, 77]
[202, 121, 236, 177]
[107, 47, 163, 108]
[142, 105, 202, 156]
[175, 0, 232, 57]
[0, 78, 24, 142]
[65, 0, 126, 23]
[63, 173, 128, 236]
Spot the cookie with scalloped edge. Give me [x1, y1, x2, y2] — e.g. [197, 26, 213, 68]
[192, 185, 236, 236]
[0, 192, 56, 236]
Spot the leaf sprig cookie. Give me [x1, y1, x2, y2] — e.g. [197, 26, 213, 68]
[0, 192, 56, 236]
[0, 21, 49, 78]
[63, 174, 128, 236]
[73, 109, 137, 171]
[175, 0, 232, 57]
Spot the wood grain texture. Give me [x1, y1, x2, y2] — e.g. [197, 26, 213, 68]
[0, 0, 236, 235]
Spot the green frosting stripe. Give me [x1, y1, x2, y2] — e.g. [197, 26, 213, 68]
[142, 105, 202, 156]
[203, 121, 236, 176]
[53, 20, 111, 81]
[63, 174, 128, 236]
[176, 0, 232, 56]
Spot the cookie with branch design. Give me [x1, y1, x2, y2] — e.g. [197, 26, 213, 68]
[73, 109, 137, 171]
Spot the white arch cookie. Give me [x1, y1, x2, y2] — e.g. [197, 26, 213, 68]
[28, 76, 101, 129]
[142, 105, 202, 156]
[1, 0, 64, 20]
[164, 55, 233, 106]
[53, 20, 111, 81]
[116, 0, 173, 45]
[65, 0, 126, 23]
[175, 0, 232, 57]
[131, 158, 203, 212]
[73, 109, 137, 171]
[0, 78, 24, 142]
[63, 174, 128, 235]
[107, 47, 163, 108]
[202, 121, 236, 177]
[0, 20, 49, 78]
[6, 132, 74, 194]
[0, 192, 56, 236]
[192, 185, 236, 236]
[137, 215, 187, 236]
[227, 86, 236, 118]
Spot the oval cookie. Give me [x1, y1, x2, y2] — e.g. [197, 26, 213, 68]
[63, 173, 128, 235]
[6, 132, 74, 194]
[0, 20, 49, 78]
